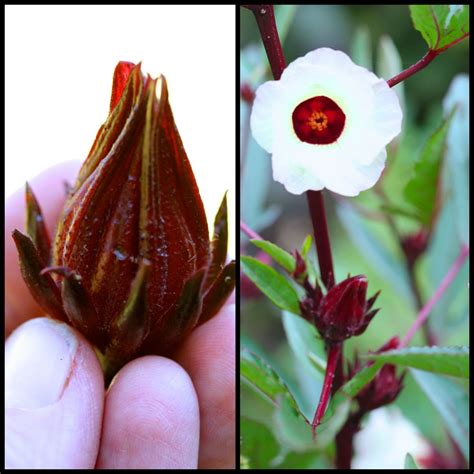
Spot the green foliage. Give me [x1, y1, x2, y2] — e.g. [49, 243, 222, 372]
[403, 111, 454, 227]
[301, 234, 313, 257]
[250, 239, 296, 272]
[240, 349, 304, 415]
[241, 256, 300, 314]
[409, 5, 469, 50]
[404, 453, 419, 469]
[240, 417, 280, 468]
[377, 34, 405, 111]
[351, 25, 372, 69]
[367, 346, 469, 378]
[340, 360, 384, 397]
[336, 201, 414, 305]
[411, 369, 469, 461]
[282, 311, 326, 377]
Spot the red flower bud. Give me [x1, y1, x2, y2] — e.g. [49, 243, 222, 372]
[309, 275, 379, 343]
[348, 337, 405, 413]
[13, 61, 235, 382]
[401, 229, 428, 269]
[356, 363, 405, 412]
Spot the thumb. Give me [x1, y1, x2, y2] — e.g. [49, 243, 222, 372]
[5, 317, 104, 468]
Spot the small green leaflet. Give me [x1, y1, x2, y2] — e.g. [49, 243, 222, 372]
[404, 453, 420, 469]
[366, 346, 468, 378]
[340, 360, 384, 397]
[250, 239, 296, 273]
[300, 234, 313, 257]
[240, 349, 303, 414]
[404, 110, 454, 227]
[241, 417, 280, 469]
[409, 5, 469, 51]
[241, 256, 300, 314]
[411, 369, 469, 461]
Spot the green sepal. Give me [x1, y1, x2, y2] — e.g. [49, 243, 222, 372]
[12, 229, 67, 322]
[200, 260, 235, 324]
[46, 266, 106, 351]
[25, 182, 51, 265]
[204, 192, 229, 291]
[161, 268, 206, 351]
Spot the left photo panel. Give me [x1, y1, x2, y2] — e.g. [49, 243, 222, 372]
[5, 5, 236, 469]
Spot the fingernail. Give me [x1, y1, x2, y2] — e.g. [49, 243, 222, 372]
[5, 318, 78, 410]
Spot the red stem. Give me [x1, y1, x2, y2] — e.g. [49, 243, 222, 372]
[243, 5, 286, 79]
[240, 220, 264, 241]
[387, 49, 439, 88]
[400, 244, 469, 348]
[306, 190, 335, 289]
[387, 31, 469, 89]
[312, 343, 341, 437]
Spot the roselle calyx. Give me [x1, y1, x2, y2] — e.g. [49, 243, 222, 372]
[301, 275, 380, 343]
[13, 61, 235, 382]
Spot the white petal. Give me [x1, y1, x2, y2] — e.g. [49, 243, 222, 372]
[271, 139, 324, 194]
[250, 80, 283, 153]
[323, 149, 386, 196]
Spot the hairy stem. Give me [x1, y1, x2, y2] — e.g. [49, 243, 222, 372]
[240, 220, 264, 241]
[400, 244, 469, 348]
[312, 343, 341, 437]
[387, 31, 469, 88]
[335, 411, 364, 469]
[306, 190, 335, 290]
[242, 5, 286, 79]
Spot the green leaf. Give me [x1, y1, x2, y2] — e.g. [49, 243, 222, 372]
[240, 105, 280, 233]
[404, 111, 454, 226]
[241, 256, 300, 314]
[377, 35, 405, 112]
[250, 239, 296, 273]
[240, 349, 303, 414]
[282, 311, 326, 377]
[379, 203, 423, 222]
[367, 346, 469, 378]
[276, 450, 329, 469]
[301, 234, 313, 257]
[336, 202, 414, 305]
[404, 453, 420, 469]
[340, 360, 384, 397]
[443, 74, 469, 245]
[273, 395, 314, 452]
[351, 24, 372, 70]
[411, 369, 469, 461]
[241, 417, 280, 469]
[409, 5, 469, 50]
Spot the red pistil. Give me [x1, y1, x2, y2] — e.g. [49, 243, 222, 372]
[292, 96, 345, 145]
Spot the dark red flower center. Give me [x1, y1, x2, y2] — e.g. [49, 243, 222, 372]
[292, 96, 346, 145]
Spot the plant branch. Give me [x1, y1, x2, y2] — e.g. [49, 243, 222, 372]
[387, 32, 469, 88]
[307, 191, 335, 289]
[240, 220, 263, 241]
[242, 5, 286, 79]
[312, 342, 341, 437]
[399, 244, 469, 348]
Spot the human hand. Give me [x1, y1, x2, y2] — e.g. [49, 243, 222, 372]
[5, 162, 235, 469]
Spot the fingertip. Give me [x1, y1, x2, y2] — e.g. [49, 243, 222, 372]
[175, 303, 236, 468]
[97, 356, 200, 469]
[5, 317, 104, 468]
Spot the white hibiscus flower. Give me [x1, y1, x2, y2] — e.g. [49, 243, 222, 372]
[250, 48, 403, 196]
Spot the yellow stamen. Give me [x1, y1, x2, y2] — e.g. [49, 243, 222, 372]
[308, 111, 328, 131]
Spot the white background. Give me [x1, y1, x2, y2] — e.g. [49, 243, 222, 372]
[5, 5, 235, 257]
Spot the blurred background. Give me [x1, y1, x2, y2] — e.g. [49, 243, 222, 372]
[6, 5, 235, 257]
[240, 5, 469, 469]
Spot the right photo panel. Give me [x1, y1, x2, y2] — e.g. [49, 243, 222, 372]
[240, 5, 469, 470]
